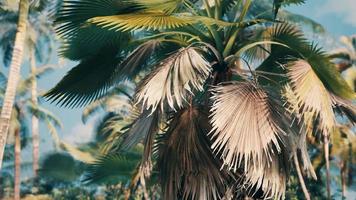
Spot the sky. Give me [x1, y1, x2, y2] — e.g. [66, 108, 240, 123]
[1, 0, 355, 185]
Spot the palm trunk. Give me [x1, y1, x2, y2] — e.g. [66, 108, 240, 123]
[30, 49, 40, 177]
[340, 160, 347, 199]
[0, 0, 29, 169]
[324, 137, 331, 200]
[293, 152, 311, 200]
[14, 129, 21, 200]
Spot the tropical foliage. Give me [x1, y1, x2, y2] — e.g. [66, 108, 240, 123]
[43, 0, 356, 199]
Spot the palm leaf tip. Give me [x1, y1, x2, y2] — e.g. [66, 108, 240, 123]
[135, 47, 211, 111]
[209, 81, 287, 172]
[244, 153, 288, 200]
[330, 93, 356, 124]
[286, 59, 335, 136]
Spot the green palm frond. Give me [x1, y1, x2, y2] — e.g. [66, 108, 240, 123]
[82, 84, 133, 123]
[133, 0, 186, 14]
[27, 103, 62, 126]
[83, 152, 141, 184]
[56, 0, 139, 38]
[89, 13, 197, 32]
[44, 49, 123, 108]
[0, 71, 6, 86]
[273, 0, 305, 19]
[136, 47, 211, 111]
[59, 24, 129, 61]
[253, 23, 354, 99]
[0, 28, 16, 67]
[158, 107, 231, 200]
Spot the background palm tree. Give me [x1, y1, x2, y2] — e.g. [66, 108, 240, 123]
[0, 0, 60, 175]
[0, 0, 29, 170]
[46, 0, 355, 199]
[0, 71, 62, 199]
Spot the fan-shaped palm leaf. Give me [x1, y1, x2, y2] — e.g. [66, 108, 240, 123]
[286, 59, 335, 136]
[210, 81, 288, 171]
[89, 13, 201, 32]
[136, 47, 211, 111]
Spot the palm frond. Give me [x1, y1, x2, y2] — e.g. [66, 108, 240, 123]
[210, 81, 287, 171]
[286, 59, 335, 136]
[158, 107, 231, 200]
[60, 142, 96, 163]
[59, 24, 129, 61]
[115, 39, 162, 80]
[255, 23, 354, 99]
[88, 12, 196, 32]
[273, 0, 305, 18]
[330, 93, 356, 124]
[82, 84, 133, 123]
[244, 152, 288, 200]
[120, 109, 160, 150]
[44, 49, 123, 108]
[27, 103, 63, 128]
[56, 0, 139, 38]
[136, 47, 211, 111]
[84, 153, 141, 184]
[133, 0, 186, 14]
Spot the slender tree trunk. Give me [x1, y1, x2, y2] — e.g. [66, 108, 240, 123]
[14, 129, 21, 200]
[293, 152, 311, 200]
[324, 137, 331, 199]
[0, 0, 29, 169]
[340, 160, 347, 199]
[30, 49, 40, 177]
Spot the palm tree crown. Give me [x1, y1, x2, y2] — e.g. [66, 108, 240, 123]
[46, 0, 356, 199]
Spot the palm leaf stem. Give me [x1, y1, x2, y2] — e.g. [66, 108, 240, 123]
[293, 152, 311, 200]
[324, 137, 331, 200]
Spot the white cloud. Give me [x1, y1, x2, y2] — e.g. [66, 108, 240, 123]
[318, 0, 356, 27]
[63, 120, 95, 145]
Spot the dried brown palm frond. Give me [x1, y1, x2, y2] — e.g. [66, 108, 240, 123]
[286, 59, 335, 136]
[210, 81, 288, 172]
[158, 107, 231, 200]
[330, 92, 356, 124]
[135, 47, 211, 111]
[120, 109, 160, 150]
[283, 85, 317, 179]
[244, 150, 289, 200]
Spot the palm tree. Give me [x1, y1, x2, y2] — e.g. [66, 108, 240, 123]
[0, 0, 59, 175]
[0, 0, 29, 170]
[0, 72, 62, 199]
[47, 0, 356, 199]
